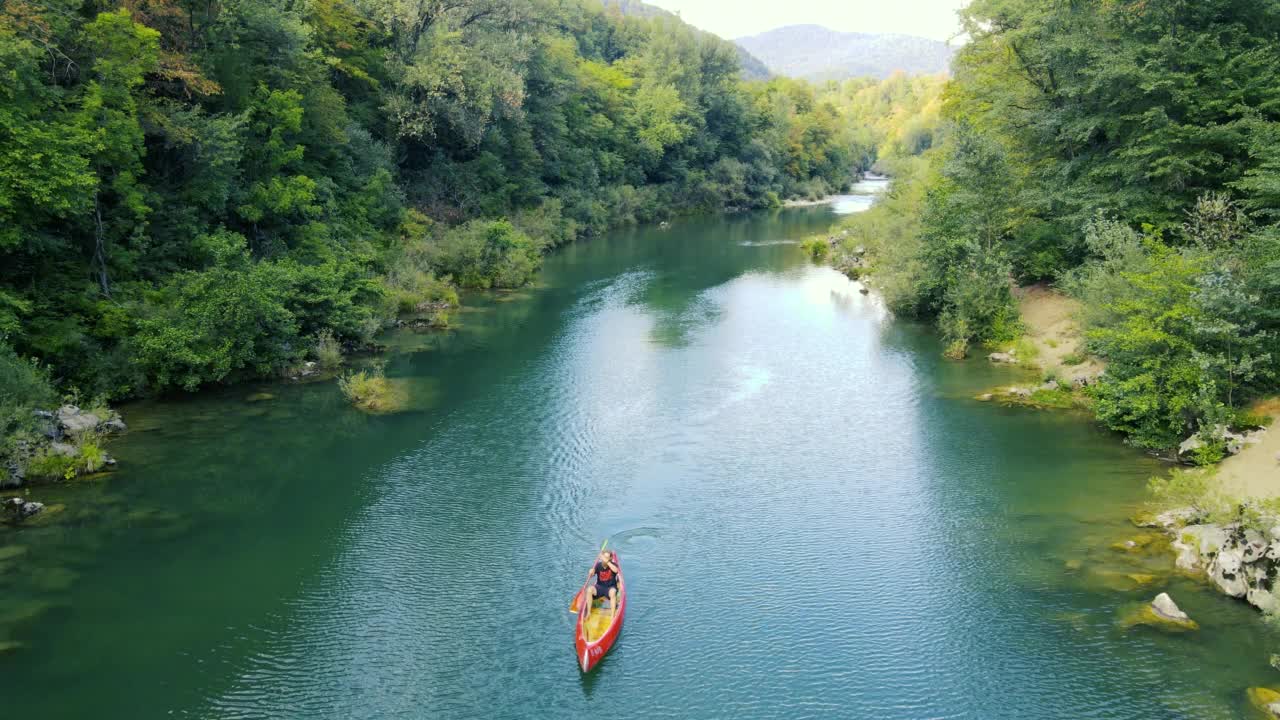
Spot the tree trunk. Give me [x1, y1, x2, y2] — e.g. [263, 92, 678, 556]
[93, 194, 111, 298]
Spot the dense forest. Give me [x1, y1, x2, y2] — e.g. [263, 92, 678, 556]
[830, 0, 1280, 458]
[0, 0, 870, 420]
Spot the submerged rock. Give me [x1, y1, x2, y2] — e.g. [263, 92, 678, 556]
[2, 497, 45, 524]
[1109, 532, 1169, 555]
[988, 351, 1017, 364]
[1119, 597, 1199, 632]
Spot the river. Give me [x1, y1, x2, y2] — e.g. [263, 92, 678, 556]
[4, 185, 1278, 718]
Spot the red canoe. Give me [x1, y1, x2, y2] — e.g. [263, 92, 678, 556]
[572, 552, 626, 672]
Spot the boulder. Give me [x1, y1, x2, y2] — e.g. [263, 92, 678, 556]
[2, 497, 45, 524]
[1008, 387, 1033, 398]
[1039, 380, 1060, 391]
[988, 352, 1017, 364]
[1177, 433, 1205, 457]
[31, 410, 59, 440]
[99, 416, 127, 434]
[858, 287, 870, 295]
[1151, 592, 1190, 622]
[3, 459, 23, 489]
[1249, 588, 1280, 613]
[1070, 374, 1093, 389]
[852, 244, 865, 255]
[1267, 541, 1280, 561]
[1209, 546, 1248, 597]
[56, 405, 101, 436]
[1243, 528, 1268, 563]
[1171, 523, 1228, 571]
[1119, 600, 1199, 632]
[49, 442, 79, 458]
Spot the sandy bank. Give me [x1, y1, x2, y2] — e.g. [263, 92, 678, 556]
[783, 196, 837, 208]
[1214, 398, 1280, 499]
[1014, 284, 1106, 378]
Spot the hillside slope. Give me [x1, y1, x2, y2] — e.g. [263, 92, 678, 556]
[600, 0, 770, 79]
[736, 24, 952, 80]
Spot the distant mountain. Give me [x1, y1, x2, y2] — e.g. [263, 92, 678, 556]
[735, 24, 953, 80]
[598, 0, 772, 80]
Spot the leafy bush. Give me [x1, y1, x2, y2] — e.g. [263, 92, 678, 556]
[426, 220, 544, 289]
[0, 342, 55, 480]
[337, 365, 403, 413]
[1147, 470, 1217, 515]
[26, 432, 107, 481]
[800, 237, 831, 261]
[1233, 410, 1274, 430]
[313, 331, 344, 371]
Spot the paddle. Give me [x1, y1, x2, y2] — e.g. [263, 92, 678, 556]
[569, 539, 608, 613]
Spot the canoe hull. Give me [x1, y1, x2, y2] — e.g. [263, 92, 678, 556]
[574, 554, 625, 672]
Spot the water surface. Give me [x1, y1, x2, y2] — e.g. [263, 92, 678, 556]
[3, 206, 1276, 719]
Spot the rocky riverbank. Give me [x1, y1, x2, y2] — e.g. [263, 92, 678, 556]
[2, 404, 126, 526]
[1132, 507, 1280, 613]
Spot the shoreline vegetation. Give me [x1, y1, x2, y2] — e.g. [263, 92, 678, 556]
[795, 0, 1280, 685]
[0, 0, 947, 515]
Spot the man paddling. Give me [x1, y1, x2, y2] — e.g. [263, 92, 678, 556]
[585, 549, 621, 621]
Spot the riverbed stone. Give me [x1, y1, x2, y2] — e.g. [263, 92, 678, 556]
[988, 351, 1017, 364]
[2, 497, 45, 524]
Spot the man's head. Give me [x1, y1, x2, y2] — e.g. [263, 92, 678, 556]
[599, 550, 612, 563]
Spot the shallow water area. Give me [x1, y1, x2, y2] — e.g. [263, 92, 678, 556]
[830, 175, 890, 214]
[3, 205, 1278, 719]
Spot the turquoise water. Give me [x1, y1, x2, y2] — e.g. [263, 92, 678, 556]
[3, 206, 1278, 718]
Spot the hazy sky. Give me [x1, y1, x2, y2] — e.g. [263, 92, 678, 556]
[644, 0, 970, 42]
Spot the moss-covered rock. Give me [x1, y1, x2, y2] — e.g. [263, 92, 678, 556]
[1118, 599, 1199, 633]
[1110, 532, 1171, 556]
[1129, 510, 1159, 528]
[1247, 687, 1280, 718]
[0, 544, 27, 561]
[20, 503, 65, 527]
